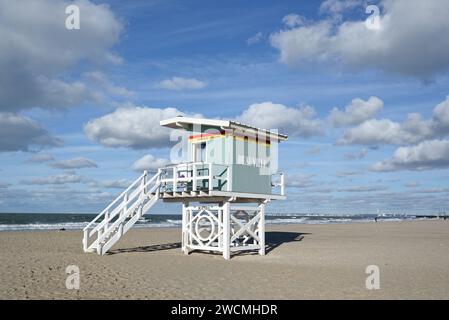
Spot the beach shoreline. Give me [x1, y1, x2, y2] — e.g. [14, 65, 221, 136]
[1, 220, 448, 299]
[0, 212, 438, 232]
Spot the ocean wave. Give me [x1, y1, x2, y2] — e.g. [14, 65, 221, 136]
[0, 214, 439, 231]
[0, 222, 89, 231]
[267, 218, 308, 224]
[266, 217, 367, 225]
[0, 220, 183, 231]
[166, 219, 182, 225]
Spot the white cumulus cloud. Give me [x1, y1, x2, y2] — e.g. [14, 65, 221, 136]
[83, 71, 134, 98]
[282, 13, 306, 28]
[101, 179, 133, 189]
[50, 157, 98, 169]
[85, 105, 200, 149]
[247, 32, 263, 45]
[329, 96, 383, 127]
[132, 154, 170, 171]
[0, 0, 123, 111]
[433, 95, 449, 134]
[338, 95, 449, 146]
[25, 173, 86, 185]
[344, 148, 368, 160]
[157, 77, 207, 90]
[27, 153, 55, 163]
[0, 113, 62, 152]
[270, 0, 449, 80]
[371, 139, 449, 171]
[237, 102, 323, 137]
[319, 0, 362, 19]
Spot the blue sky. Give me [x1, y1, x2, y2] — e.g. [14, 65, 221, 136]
[1, 0, 449, 214]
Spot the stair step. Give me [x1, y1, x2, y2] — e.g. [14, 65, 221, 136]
[83, 172, 161, 255]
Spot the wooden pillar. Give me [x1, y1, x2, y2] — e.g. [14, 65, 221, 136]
[223, 201, 230, 260]
[227, 166, 232, 191]
[192, 163, 197, 192]
[258, 202, 266, 256]
[173, 166, 177, 193]
[104, 210, 109, 233]
[82, 229, 88, 252]
[189, 206, 193, 249]
[218, 206, 223, 248]
[280, 173, 285, 196]
[123, 193, 128, 218]
[142, 170, 147, 195]
[156, 169, 161, 197]
[182, 202, 189, 255]
[208, 163, 213, 192]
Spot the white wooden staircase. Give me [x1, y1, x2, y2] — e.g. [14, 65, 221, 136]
[83, 170, 161, 255]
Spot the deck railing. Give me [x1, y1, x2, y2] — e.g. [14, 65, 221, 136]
[271, 172, 285, 196]
[159, 162, 285, 196]
[159, 161, 232, 193]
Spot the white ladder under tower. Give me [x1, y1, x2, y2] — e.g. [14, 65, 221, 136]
[83, 170, 161, 255]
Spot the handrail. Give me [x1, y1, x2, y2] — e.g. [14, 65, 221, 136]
[83, 171, 147, 231]
[84, 171, 161, 253]
[143, 171, 161, 189]
[271, 172, 285, 196]
[95, 182, 160, 247]
[162, 161, 205, 169]
[159, 163, 231, 193]
[88, 172, 160, 236]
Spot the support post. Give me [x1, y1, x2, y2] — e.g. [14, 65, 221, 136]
[123, 193, 128, 217]
[192, 163, 197, 192]
[138, 205, 143, 219]
[156, 169, 161, 197]
[142, 170, 147, 196]
[118, 222, 123, 239]
[222, 201, 231, 260]
[258, 202, 266, 256]
[182, 202, 189, 255]
[173, 166, 177, 193]
[208, 163, 213, 192]
[280, 173, 285, 196]
[104, 210, 109, 233]
[97, 229, 102, 254]
[218, 207, 223, 247]
[227, 165, 232, 191]
[189, 205, 193, 246]
[83, 229, 88, 252]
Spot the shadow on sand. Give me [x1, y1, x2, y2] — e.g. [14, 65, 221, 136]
[109, 242, 181, 255]
[265, 231, 309, 254]
[108, 231, 309, 256]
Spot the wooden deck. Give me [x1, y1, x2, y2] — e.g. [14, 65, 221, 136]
[154, 190, 286, 203]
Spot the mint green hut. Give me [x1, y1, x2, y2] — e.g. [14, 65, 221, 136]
[160, 117, 287, 197]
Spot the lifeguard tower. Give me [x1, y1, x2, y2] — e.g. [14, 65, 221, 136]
[83, 117, 287, 259]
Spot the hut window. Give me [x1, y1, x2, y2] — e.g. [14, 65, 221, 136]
[244, 136, 249, 161]
[193, 142, 207, 162]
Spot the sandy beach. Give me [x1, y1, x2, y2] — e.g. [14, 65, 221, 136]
[0, 220, 448, 299]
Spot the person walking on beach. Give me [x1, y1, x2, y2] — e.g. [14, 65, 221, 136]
[374, 217, 378, 223]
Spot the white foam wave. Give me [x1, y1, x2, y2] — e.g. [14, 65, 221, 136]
[0, 222, 89, 231]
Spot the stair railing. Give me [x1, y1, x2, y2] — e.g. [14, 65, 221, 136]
[83, 170, 160, 252]
[94, 171, 161, 254]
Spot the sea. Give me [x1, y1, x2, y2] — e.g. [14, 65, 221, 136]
[0, 213, 439, 231]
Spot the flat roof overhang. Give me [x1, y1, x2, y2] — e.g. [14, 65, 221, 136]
[160, 117, 288, 141]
